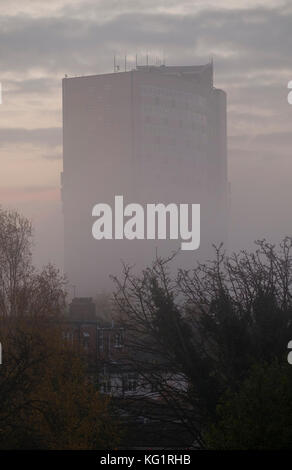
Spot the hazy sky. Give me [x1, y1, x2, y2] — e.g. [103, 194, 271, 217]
[0, 0, 291, 269]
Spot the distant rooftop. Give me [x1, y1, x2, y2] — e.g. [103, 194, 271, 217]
[63, 62, 213, 87]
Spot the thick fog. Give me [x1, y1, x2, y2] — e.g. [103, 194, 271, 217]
[0, 0, 292, 296]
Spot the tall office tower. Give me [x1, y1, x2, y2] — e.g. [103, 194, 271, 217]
[62, 63, 229, 295]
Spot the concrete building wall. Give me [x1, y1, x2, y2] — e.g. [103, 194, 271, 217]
[62, 64, 228, 295]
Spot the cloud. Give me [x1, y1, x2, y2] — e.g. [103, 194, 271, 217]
[230, 131, 292, 148]
[0, 127, 62, 147]
[43, 151, 62, 160]
[0, 0, 292, 265]
[0, 3, 290, 78]
[6, 78, 58, 95]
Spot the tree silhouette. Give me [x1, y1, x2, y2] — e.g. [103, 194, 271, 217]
[112, 239, 292, 448]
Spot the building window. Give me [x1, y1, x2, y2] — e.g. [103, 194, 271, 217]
[123, 374, 138, 392]
[82, 332, 90, 351]
[63, 330, 74, 344]
[128, 379, 137, 392]
[98, 330, 104, 351]
[100, 377, 112, 393]
[114, 332, 124, 348]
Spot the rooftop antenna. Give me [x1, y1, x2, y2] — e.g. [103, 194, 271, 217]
[135, 53, 138, 69]
[114, 55, 120, 72]
[146, 53, 149, 67]
[124, 54, 127, 72]
[71, 284, 77, 298]
[209, 55, 214, 87]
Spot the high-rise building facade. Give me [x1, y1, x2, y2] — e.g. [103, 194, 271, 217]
[62, 63, 228, 295]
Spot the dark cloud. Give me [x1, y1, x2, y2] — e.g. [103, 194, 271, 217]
[0, 3, 291, 78]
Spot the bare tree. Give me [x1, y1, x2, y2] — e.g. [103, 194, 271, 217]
[0, 207, 66, 318]
[0, 207, 120, 449]
[111, 239, 292, 448]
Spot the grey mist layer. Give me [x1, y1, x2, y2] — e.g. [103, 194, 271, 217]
[62, 64, 228, 294]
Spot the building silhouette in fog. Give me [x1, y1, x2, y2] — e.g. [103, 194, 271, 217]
[62, 62, 229, 295]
